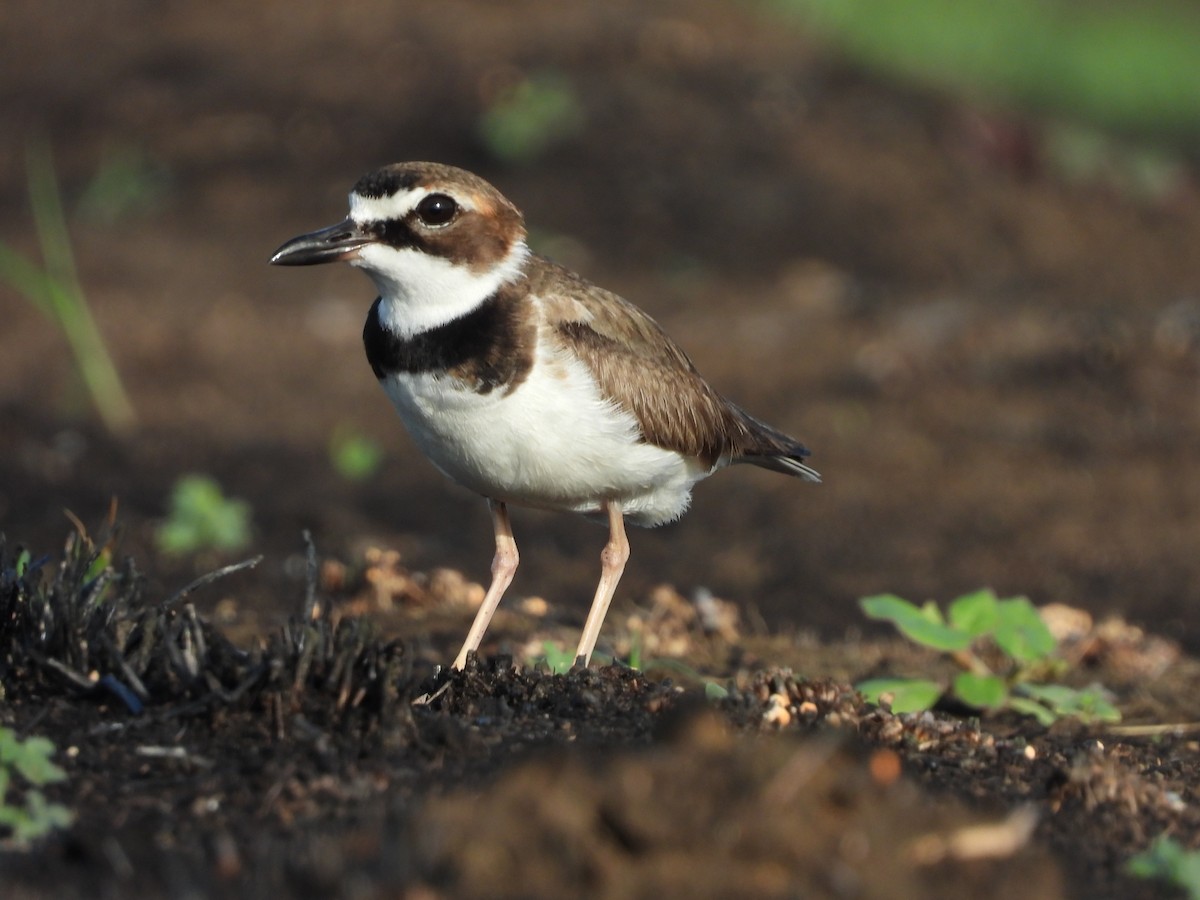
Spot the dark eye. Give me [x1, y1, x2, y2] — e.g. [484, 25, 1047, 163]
[415, 193, 459, 227]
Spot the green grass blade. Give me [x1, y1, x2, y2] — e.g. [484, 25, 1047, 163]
[27, 142, 83, 299]
[44, 278, 137, 433]
[0, 243, 59, 315]
[18, 142, 137, 434]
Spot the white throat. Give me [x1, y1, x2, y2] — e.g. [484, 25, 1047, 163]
[354, 240, 530, 337]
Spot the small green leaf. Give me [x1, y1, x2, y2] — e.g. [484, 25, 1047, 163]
[705, 681, 730, 700]
[952, 672, 1009, 709]
[330, 427, 383, 482]
[1070, 688, 1122, 724]
[1128, 838, 1178, 880]
[11, 738, 66, 786]
[1006, 697, 1059, 726]
[1128, 835, 1200, 898]
[10, 791, 73, 842]
[0, 803, 21, 828]
[539, 641, 575, 675]
[861, 594, 925, 621]
[479, 72, 585, 163]
[0, 727, 73, 845]
[861, 595, 972, 651]
[156, 475, 253, 556]
[0, 728, 17, 764]
[1018, 683, 1121, 724]
[947, 588, 1000, 636]
[857, 677, 943, 713]
[916, 600, 946, 625]
[1016, 682, 1076, 706]
[993, 597, 1057, 663]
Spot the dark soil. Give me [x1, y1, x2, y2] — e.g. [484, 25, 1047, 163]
[3, 1, 1200, 897]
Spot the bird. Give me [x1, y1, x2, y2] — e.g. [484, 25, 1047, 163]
[270, 162, 819, 670]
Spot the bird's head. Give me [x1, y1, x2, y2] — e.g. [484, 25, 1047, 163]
[271, 162, 529, 334]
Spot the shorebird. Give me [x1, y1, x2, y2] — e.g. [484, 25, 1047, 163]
[271, 162, 819, 669]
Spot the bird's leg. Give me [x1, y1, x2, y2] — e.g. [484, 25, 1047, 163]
[574, 500, 629, 666]
[452, 500, 518, 670]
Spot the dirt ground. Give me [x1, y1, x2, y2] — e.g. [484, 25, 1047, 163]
[3, 1, 1200, 897]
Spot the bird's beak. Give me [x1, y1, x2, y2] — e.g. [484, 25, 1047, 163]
[269, 218, 373, 266]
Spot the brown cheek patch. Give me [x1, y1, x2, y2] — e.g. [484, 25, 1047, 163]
[407, 190, 524, 274]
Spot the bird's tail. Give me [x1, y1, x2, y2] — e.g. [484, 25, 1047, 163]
[731, 405, 822, 483]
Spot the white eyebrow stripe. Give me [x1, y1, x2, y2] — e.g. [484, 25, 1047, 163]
[349, 187, 476, 224]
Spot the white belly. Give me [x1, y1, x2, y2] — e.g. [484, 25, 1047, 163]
[378, 343, 708, 526]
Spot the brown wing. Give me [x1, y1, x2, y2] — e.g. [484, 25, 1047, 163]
[531, 256, 816, 478]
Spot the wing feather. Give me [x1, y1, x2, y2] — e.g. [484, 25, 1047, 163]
[530, 256, 817, 480]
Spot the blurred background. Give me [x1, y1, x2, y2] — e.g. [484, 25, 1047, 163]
[2, 0, 1200, 649]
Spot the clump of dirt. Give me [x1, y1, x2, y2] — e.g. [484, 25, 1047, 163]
[415, 715, 1061, 900]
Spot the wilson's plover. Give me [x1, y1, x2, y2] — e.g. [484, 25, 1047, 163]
[271, 162, 819, 669]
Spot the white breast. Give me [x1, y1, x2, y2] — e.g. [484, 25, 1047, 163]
[378, 335, 708, 527]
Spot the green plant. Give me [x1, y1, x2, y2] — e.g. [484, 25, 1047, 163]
[0, 727, 73, 846]
[0, 142, 137, 434]
[156, 474, 253, 557]
[534, 625, 727, 696]
[329, 426, 384, 482]
[625, 626, 644, 672]
[704, 681, 730, 700]
[537, 640, 577, 675]
[856, 589, 1120, 725]
[1128, 836, 1200, 899]
[479, 72, 585, 163]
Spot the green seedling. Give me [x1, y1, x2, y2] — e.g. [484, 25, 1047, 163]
[538, 640, 577, 675]
[1128, 835, 1200, 899]
[1046, 122, 1186, 202]
[479, 72, 585, 163]
[0, 727, 73, 846]
[0, 142, 136, 433]
[329, 426, 384, 482]
[641, 657, 732, 700]
[156, 474, 253, 557]
[856, 588, 1120, 725]
[625, 626, 644, 672]
[536, 629, 728, 697]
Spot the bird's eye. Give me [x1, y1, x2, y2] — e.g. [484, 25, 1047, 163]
[415, 193, 459, 227]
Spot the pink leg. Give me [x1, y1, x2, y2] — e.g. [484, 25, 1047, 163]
[574, 501, 629, 666]
[452, 500, 518, 670]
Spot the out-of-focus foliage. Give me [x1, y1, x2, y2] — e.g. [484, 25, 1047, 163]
[772, 0, 1200, 141]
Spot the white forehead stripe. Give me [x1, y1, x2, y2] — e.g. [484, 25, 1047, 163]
[348, 187, 476, 224]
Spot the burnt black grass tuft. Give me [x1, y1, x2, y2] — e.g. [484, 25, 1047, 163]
[0, 524, 416, 730]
